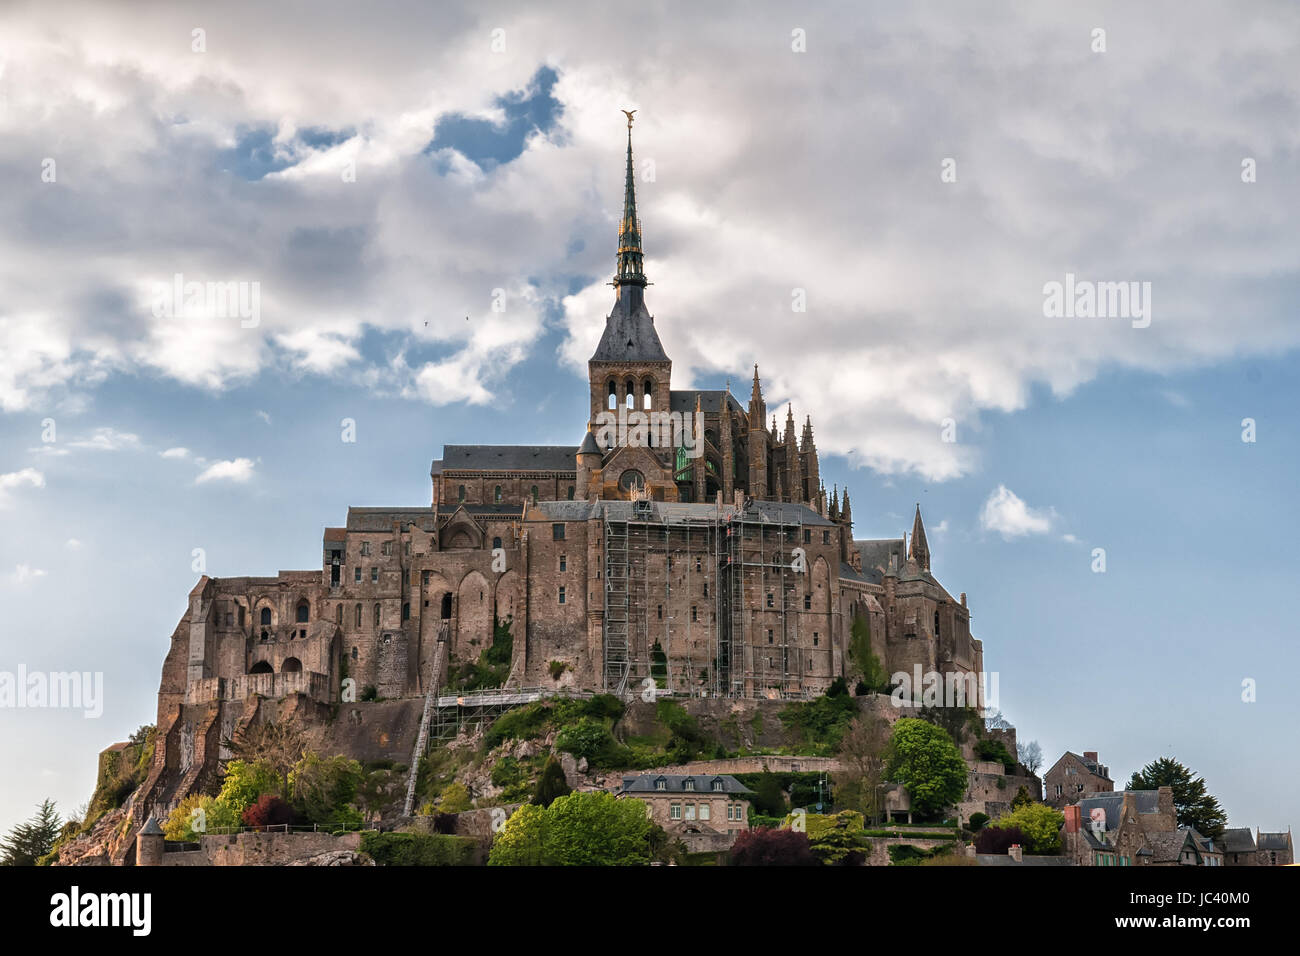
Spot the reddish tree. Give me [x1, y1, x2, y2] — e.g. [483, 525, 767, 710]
[241, 794, 296, 829]
[728, 828, 819, 866]
[975, 824, 1028, 855]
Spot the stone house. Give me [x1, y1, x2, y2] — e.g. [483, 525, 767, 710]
[616, 773, 752, 852]
[1043, 750, 1113, 808]
[1220, 827, 1257, 865]
[1256, 830, 1293, 866]
[1062, 788, 1177, 866]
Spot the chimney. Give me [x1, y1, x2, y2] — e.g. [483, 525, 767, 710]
[1008, 843, 1023, 862]
[1063, 805, 1081, 833]
[1157, 785, 1175, 820]
[1083, 751, 1098, 763]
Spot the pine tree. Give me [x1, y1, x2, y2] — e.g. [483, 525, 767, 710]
[1, 799, 61, 866]
[1127, 757, 1226, 840]
[531, 756, 571, 808]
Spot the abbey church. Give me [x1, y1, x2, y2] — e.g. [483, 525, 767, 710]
[153, 118, 986, 781]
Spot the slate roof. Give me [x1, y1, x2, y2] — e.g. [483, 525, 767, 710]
[839, 562, 870, 583]
[1077, 791, 1163, 833]
[856, 538, 906, 584]
[1258, 831, 1292, 851]
[440, 445, 578, 472]
[669, 389, 747, 417]
[590, 287, 670, 363]
[578, 430, 602, 456]
[139, 817, 165, 836]
[1145, 830, 1193, 864]
[1220, 828, 1256, 853]
[617, 774, 752, 795]
[346, 507, 436, 531]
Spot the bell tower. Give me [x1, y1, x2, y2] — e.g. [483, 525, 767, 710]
[588, 110, 672, 442]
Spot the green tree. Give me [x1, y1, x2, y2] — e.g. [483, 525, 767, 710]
[833, 712, 890, 825]
[216, 759, 281, 818]
[488, 803, 549, 866]
[883, 718, 967, 817]
[531, 756, 571, 808]
[1127, 757, 1226, 839]
[795, 810, 872, 865]
[489, 791, 651, 866]
[749, 774, 788, 818]
[289, 752, 364, 828]
[1, 800, 61, 866]
[1011, 785, 1034, 809]
[988, 802, 1065, 855]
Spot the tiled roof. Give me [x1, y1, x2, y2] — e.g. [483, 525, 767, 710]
[1258, 831, 1292, 851]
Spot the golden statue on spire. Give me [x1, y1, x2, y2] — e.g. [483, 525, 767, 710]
[621, 108, 637, 128]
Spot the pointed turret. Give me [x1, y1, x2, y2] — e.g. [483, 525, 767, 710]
[829, 485, 839, 521]
[747, 365, 768, 499]
[909, 503, 930, 571]
[841, 487, 853, 531]
[801, 414, 820, 506]
[614, 110, 646, 290]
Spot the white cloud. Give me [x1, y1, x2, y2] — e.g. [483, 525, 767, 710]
[0, 467, 45, 506]
[65, 538, 83, 550]
[10, 564, 48, 584]
[68, 427, 141, 452]
[159, 447, 191, 459]
[194, 458, 256, 485]
[0, 4, 1298, 480]
[255, 410, 273, 425]
[980, 485, 1055, 539]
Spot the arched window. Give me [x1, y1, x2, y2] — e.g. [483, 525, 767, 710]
[335, 604, 343, 625]
[351, 646, 358, 661]
[440, 593, 452, 619]
[260, 607, 272, 627]
[492, 536, 502, 550]
[282, 657, 302, 674]
[494, 485, 502, 503]
[643, 379, 653, 410]
[624, 379, 635, 409]
[530, 485, 538, 504]
[249, 661, 273, 675]
[934, 611, 941, 637]
[457, 484, 466, 502]
[607, 380, 617, 410]
[296, 599, 309, 623]
[354, 603, 362, 627]
[373, 603, 381, 628]
[567, 486, 575, 500]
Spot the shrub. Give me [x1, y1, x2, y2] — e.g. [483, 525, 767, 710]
[360, 831, 478, 866]
[975, 738, 1017, 772]
[968, 812, 990, 832]
[882, 719, 967, 816]
[988, 803, 1065, 855]
[555, 717, 627, 770]
[438, 782, 473, 813]
[489, 791, 652, 866]
[548, 660, 569, 680]
[241, 794, 296, 829]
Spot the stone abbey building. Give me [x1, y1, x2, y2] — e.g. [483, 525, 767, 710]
[156, 118, 986, 761]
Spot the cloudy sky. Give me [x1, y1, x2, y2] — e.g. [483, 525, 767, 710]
[2, 1, 1298, 833]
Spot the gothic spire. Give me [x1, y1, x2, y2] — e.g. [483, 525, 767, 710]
[801, 414, 814, 453]
[613, 110, 646, 289]
[910, 503, 930, 571]
[841, 487, 853, 529]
